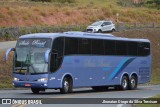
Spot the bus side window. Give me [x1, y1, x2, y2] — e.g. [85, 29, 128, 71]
[116, 41, 127, 56]
[65, 37, 78, 55]
[50, 37, 64, 72]
[52, 38, 64, 57]
[128, 42, 138, 56]
[104, 40, 116, 55]
[138, 42, 150, 56]
[79, 38, 91, 54]
[143, 42, 150, 56]
[91, 39, 104, 55]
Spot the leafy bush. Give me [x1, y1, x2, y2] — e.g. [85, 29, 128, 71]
[117, 0, 135, 7]
[146, 0, 160, 9]
[117, 0, 144, 7]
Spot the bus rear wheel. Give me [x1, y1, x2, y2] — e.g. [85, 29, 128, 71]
[117, 75, 129, 90]
[60, 77, 72, 94]
[129, 75, 137, 90]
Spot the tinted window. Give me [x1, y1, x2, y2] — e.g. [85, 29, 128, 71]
[63, 37, 150, 57]
[104, 40, 116, 55]
[92, 39, 104, 55]
[52, 37, 64, 57]
[116, 41, 127, 55]
[143, 42, 150, 56]
[103, 22, 111, 26]
[65, 37, 78, 55]
[79, 38, 91, 54]
[128, 42, 138, 56]
[51, 37, 64, 72]
[138, 42, 150, 56]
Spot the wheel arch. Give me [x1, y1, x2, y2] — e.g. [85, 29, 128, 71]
[97, 29, 102, 33]
[120, 72, 129, 84]
[130, 72, 138, 82]
[112, 28, 116, 32]
[60, 73, 73, 88]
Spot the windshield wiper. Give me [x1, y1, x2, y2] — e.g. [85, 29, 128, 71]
[28, 63, 37, 74]
[19, 54, 29, 74]
[26, 53, 37, 74]
[19, 53, 37, 74]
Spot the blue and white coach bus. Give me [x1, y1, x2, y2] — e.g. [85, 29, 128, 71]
[5, 31, 151, 94]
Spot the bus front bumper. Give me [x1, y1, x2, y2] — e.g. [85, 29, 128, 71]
[13, 81, 48, 88]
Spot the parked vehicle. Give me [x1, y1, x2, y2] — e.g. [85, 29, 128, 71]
[86, 20, 116, 33]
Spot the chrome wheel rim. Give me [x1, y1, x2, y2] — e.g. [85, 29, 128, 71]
[131, 78, 135, 88]
[123, 79, 127, 88]
[64, 80, 69, 92]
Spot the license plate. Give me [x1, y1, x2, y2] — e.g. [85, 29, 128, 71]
[25, 84, 31, 87]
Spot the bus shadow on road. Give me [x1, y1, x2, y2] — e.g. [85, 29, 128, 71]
[24, 87, 142, 95]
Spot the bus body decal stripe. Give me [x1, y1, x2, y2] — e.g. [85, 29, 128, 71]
[108, 58, 135, 80]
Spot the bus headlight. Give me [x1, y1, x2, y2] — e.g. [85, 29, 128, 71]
[13, 77, 19, 81]
[37, 78, 48, 82]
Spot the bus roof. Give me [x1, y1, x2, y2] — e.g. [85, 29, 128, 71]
[19, 31, 150, 43]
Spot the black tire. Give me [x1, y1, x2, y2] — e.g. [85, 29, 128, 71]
[31, 88, 40, 94]
[129, 75, 137, 90]
[97, 29, 102, 33]
[120, 75, 129, 90]
[60, 77, 72, 94]
[111, 29, 115, 32]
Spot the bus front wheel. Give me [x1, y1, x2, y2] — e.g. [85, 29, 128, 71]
[60, 77, 72, 94]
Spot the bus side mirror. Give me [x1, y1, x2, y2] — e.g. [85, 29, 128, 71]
[5, 48, 15, 61]
[44, 49, 51, 63]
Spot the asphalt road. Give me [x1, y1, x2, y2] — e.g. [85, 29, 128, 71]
[0, 41, 16, 50]
[0, 85, 160, 107]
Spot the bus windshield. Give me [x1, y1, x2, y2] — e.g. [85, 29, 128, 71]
[14, 38, 52, 74]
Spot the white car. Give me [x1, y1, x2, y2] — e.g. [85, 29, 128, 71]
[86, 21, 116, 33]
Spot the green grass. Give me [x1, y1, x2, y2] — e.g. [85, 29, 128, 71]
[0, 76, 13, 88]
[151, 68, 160, 84]
[136, 94, 160, 107]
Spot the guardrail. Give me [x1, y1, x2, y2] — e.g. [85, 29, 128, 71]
[115, 22, 160, 31]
